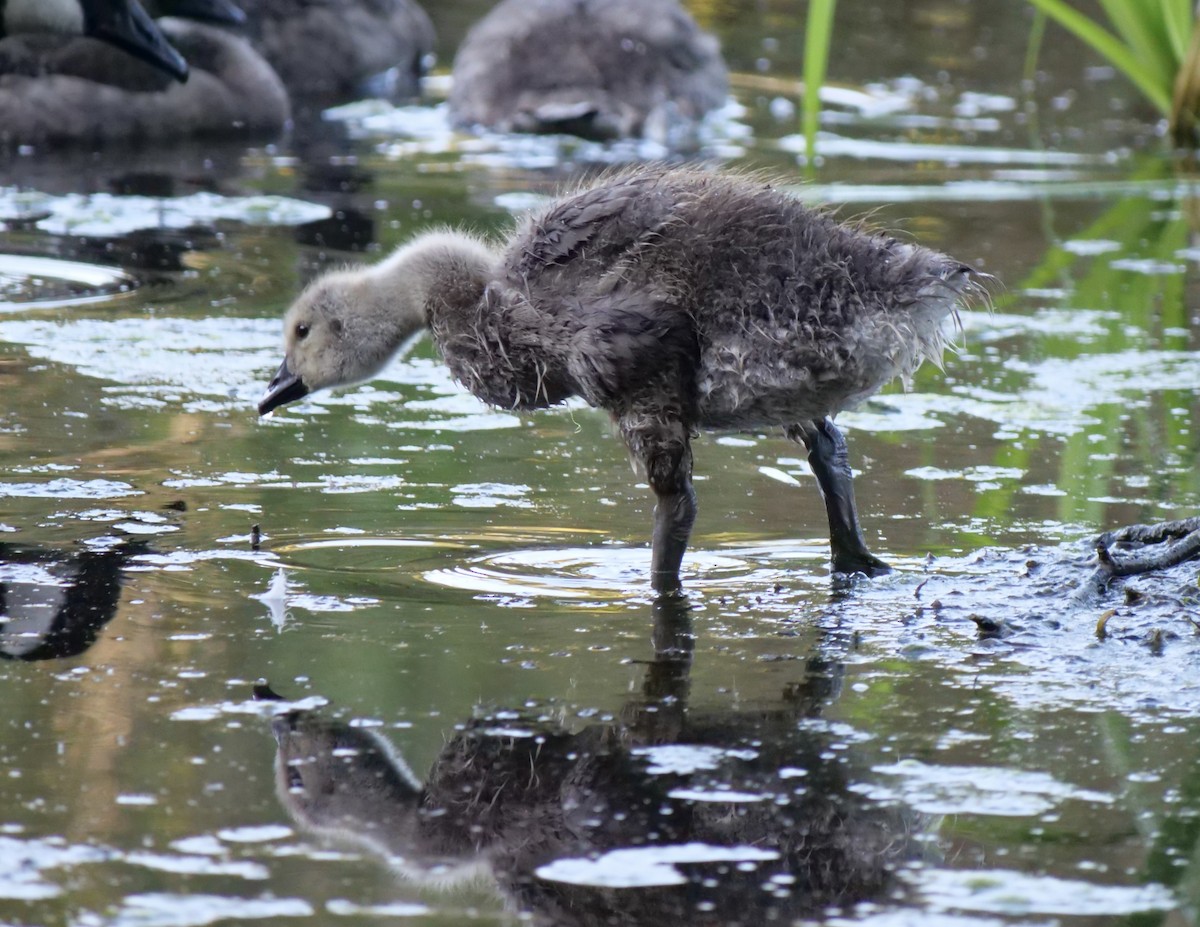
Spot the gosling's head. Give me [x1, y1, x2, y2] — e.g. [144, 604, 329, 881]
[258, 266, 420, 416]
[257, 230, 497, 417]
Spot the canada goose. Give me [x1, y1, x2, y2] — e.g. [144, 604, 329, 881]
[258, 167, 980, 593]
[236, 0, 433, 102]
[0, 15, 288, 145]
[448, 0, 728, 142]
[0, 0, 187, 80]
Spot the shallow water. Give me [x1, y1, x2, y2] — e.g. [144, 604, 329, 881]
[2, 2, 1200, 926]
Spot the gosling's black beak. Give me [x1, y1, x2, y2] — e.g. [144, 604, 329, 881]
[88, 0, 190, 83]
[258, 358, 310, 416]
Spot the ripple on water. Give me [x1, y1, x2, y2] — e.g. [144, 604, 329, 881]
[0, 188, 330, 237]
[0, 836, 107, 900]
[322, 98, 751, 168]
[0, 478, 140, 500]
[536, 843, 780, 889]
[782, 132, 1100, 167]
[633, 744, 760, 775]
[169, 694, 326, 723]
[423, 539, 841, 601]
[847, 348, 1200, 438]
[862, 760, 1114, 816]
[107, 893, 313, 925]
[277, 536, 467, 575]
[793, 177, 1190, 206]
[0, 254, 136, 310]
[279, 532, 656, 599]
[450, 482, 533, 508]
[906, 868, 1174, 917]
[0, 316, 280, 412]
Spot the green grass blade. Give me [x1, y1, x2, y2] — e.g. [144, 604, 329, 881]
[1098, 0, 1175, 78]
[1169, 9, 1200, 145]
[1026, 0, 1173, 114]
[1161, 0, 1194, 63]
[1024, 8, 1048, 85]
[802, 0, 836, 171]
[1098, 0, 1164, 57]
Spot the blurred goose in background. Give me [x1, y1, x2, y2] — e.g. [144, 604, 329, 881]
[237, 0, 433, 103]
[448, 0, 728, 143]
[0, 2, 288, 146]
[0, 0, 188, 79]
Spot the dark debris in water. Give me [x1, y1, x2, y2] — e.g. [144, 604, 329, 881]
[941, 517, 1200, 642]
[968, 614, 1005, 638]
[790, 516, 1200, 718]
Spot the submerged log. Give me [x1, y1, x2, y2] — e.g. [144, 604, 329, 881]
[1069, 516, 1200, 606]
[1094, 516, 1200, 580]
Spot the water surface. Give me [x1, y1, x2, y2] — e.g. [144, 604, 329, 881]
[1, 2, 1199, 926]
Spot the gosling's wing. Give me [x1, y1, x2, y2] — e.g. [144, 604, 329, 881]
[498, 170, 698, 409]
[563, 284, 698, 411]
[511, 170, 679, 274]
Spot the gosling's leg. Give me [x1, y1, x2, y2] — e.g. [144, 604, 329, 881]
[624, 419, 697, 594]
[650, 474, 697, 594]
[622, 597, 694, 742]
[787, 418, 891, 577]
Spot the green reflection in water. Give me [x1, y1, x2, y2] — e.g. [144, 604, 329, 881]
[955, 159, 1200, 546]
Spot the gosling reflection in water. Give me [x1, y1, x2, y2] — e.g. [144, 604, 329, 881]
[0, 541, 144, 661]
[262, 602, 924, 924]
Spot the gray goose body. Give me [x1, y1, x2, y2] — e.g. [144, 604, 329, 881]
[0, 0, 188, 80]
[237, 0, 433, 102]
[0, 17, 288, 145]
[260, 167, 980, 593]
[445, 169, 964, 428]
[448, 0, 727, 142]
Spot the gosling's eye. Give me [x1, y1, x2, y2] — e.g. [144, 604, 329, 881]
[295, 323, 310, 340]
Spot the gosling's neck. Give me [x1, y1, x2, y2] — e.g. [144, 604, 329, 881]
[367, 230, 498, 339]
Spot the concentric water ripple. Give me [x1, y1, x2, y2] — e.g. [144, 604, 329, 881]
[0, 254, 136, 310]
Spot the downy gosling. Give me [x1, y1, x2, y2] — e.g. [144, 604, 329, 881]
[259, 167, 981, 594]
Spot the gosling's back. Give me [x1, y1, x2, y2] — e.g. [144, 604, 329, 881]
[479, 168, 972, 430]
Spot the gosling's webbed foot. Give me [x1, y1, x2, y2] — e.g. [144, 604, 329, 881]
[788, 417, 891, 580]
[651, 568, 686, 596]
[831, 548, 892, 578]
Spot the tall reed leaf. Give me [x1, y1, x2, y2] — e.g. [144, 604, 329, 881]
[1098, 0, 1174, 89]
[802, 0, 836, 171]
[1026, 0, 1177, 115]
[1162, 0, 1191, 61]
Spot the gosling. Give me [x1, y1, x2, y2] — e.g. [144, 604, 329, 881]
[259, 167, 980, 594]
[448, 0, 727, 142]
